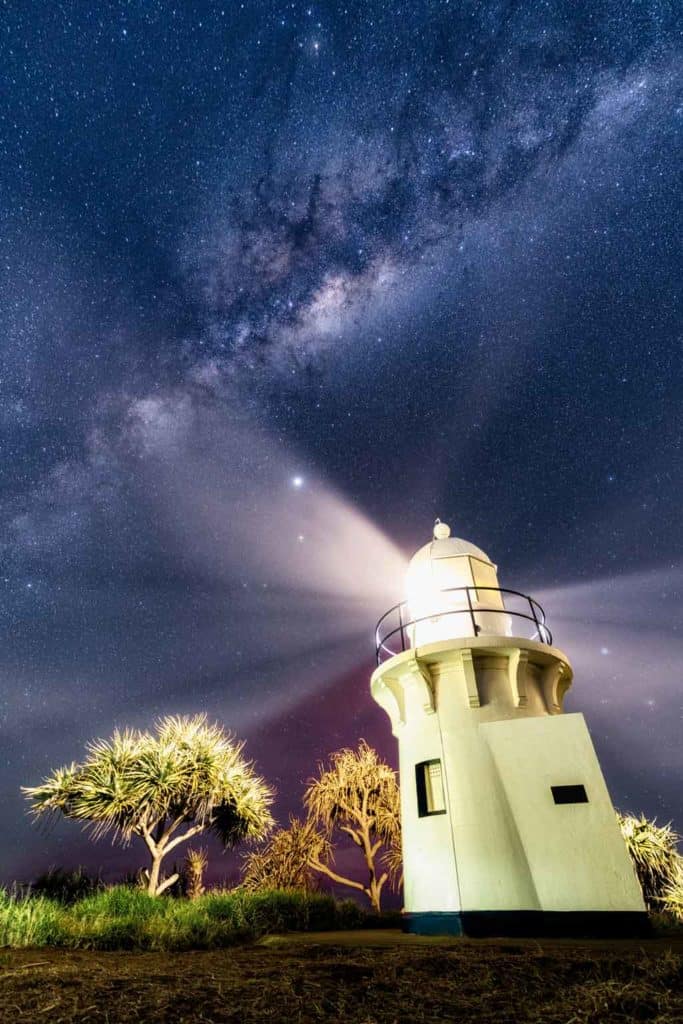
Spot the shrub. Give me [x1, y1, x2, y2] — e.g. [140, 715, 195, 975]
[661, 876, 683, 923]
[241, 817, 329, 892]
[30, 866, 102, 904]
[335, 898, 368, 930]
[200, 889, 340, 934]
[619, 813, 683, 921]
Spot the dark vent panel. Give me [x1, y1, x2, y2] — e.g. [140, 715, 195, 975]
[551, 784, 588, 805]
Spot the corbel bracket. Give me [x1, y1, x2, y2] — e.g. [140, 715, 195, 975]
[460, 649, 481, 708]
[508, 648, 529, 708]
[542, 661, 571, 714]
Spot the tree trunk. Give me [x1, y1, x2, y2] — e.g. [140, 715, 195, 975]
[147, 850, 163, 896]
[367, 877, 382, 913]
[309, 837, 387, 912]
[142, 820, 204, 895]
[360, 826, 385, 912]
[145, 850, 180, 896]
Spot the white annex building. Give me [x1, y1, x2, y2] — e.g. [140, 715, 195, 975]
[371, 520, 647, 936]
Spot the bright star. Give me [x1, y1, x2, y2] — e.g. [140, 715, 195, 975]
[292, 476, 304, 489]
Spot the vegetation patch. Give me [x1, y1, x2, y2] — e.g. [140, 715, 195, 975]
[0, 887, 396, 952]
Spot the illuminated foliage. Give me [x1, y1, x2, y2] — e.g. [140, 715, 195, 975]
[241, 817, 331, 892]
[304, 740, 401, 912]
[619, 812, 683, 921]
[184, 847, 209, 901]
[23, 715, 274, 896]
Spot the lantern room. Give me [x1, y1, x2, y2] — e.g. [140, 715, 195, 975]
[375, 520, 551, 662]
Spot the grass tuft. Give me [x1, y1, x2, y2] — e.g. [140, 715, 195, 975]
[0, 890, 66, 948]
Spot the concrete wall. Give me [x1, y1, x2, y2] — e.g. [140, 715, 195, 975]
[482, 714, 645, 912]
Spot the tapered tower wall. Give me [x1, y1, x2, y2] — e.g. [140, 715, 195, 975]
[372, 634, 646, 934]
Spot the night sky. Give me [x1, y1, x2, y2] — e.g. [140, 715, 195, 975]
[1, 1, 681, 887]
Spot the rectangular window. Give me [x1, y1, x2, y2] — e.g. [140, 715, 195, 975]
[469, 557, 504, 608]
[551, 784, 588, 804]
[416, 759, 447, 817]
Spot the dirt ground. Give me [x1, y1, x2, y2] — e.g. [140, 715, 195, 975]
[1, 931, 681, 1024]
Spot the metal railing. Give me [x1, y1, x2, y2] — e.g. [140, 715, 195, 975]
[374, 586, 552, 665]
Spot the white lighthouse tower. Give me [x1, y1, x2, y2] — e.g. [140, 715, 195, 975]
[371, 520, 646, 936]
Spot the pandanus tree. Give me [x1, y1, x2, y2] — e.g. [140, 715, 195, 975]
[618, 812, 683, 920]
[303, 740, 401, 911]
[23, 715, 274, 896]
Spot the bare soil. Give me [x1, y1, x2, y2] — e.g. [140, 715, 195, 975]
[1, 931, 681, 1024]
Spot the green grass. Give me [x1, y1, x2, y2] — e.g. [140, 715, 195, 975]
[0, 893, 65, 948]
[0, 886, 394, 951]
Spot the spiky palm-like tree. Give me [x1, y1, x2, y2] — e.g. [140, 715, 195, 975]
[304, 740, 401, 911]
[23, 715, 274, 896]
[241, 816, 331, 892]
[618, 812, 683, 920]
[184, 847, 208, 900]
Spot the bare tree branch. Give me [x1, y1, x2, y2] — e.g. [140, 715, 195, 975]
[156, 872, 180, 896]
[309, 858, 367, 894]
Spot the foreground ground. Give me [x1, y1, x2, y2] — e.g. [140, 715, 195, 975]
[1, 930, 681, 1024]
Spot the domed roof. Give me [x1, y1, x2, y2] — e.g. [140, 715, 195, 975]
[409, 520, 494, 568]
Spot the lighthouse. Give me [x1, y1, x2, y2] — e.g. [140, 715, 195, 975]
[371, 520, 646, 936]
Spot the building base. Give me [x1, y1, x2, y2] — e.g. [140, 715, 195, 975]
[403, 911, 650, 938]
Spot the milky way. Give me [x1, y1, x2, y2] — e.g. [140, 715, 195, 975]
[0, 2, 681, 884]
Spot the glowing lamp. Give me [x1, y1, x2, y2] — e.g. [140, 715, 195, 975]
[405, 519, 511, 646]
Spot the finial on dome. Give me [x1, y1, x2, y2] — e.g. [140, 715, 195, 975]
[433, 518, 451, 540]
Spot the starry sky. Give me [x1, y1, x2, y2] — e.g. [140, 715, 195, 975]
[0, 1, 681, 886]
